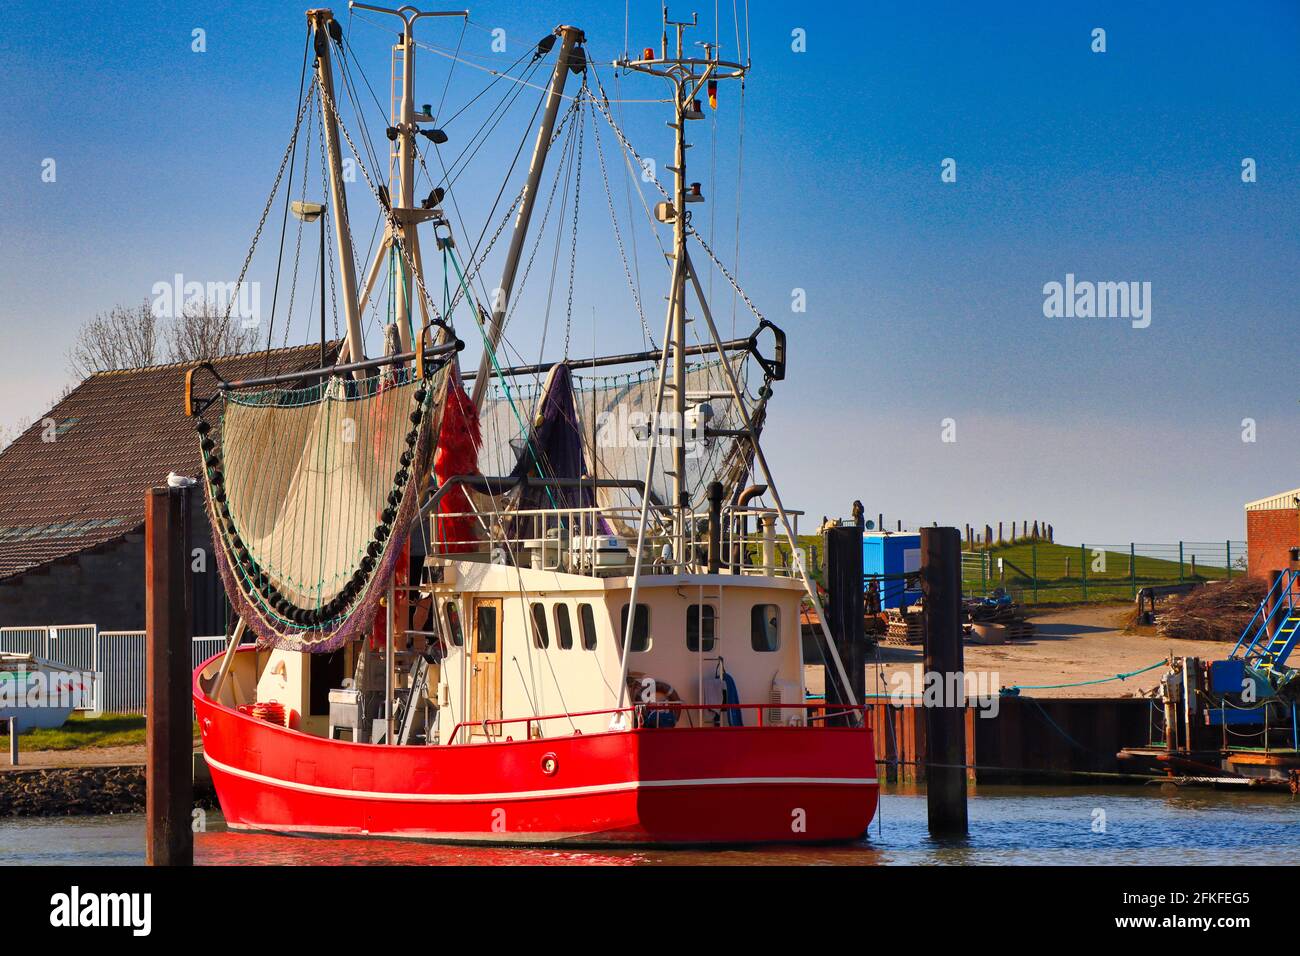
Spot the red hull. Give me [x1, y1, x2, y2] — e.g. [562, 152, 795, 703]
[195, 655, 878, 846]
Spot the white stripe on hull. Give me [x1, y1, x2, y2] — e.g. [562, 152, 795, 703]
[205, 753, 877, 804]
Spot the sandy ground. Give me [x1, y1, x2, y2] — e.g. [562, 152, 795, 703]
[805, 604, 1238, 700]
[0, 743, 146, 772]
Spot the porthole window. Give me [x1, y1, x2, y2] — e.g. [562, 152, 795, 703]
[687, 604, 716, 652]
[554, 604, 574, 650]
[444, 601, 463, 646]
[531, 602, 550, 649]
[750, 604, 780, 652]
[578, 603, 598, 650]
[618, 603, 651, 652]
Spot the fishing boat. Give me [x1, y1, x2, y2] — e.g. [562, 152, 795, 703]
[190, 2, 876, 845]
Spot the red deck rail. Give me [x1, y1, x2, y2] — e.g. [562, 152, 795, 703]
[448, 702, 873, 743]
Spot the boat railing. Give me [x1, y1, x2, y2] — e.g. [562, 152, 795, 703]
[428, 503, 803, 578]
[446, 701, 871, 744]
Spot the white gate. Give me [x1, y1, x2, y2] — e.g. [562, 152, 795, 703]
[46, 624, 97, 673]
[0, 626, 49, 658]
[94, 631, 146, 715]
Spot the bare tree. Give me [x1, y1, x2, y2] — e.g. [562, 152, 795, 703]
[0, 417, 30, 454]
[67, 299, 160, 377]
[164, 299, 260, 364]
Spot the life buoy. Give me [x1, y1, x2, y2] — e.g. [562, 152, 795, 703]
[628, 674, 682, 728]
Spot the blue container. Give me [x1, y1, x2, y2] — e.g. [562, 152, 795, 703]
[863, 532, 922, 609]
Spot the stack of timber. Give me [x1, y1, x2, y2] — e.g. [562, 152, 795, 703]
[884, 606, 924, 646]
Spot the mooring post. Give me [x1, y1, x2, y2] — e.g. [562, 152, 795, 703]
[7, 717, 17, 766]
[824, 526, 866, 722]
[921, 526, 968, 836]
[145, 484, 193, 866]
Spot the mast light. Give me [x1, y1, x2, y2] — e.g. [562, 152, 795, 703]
[291, 201, 326, 222]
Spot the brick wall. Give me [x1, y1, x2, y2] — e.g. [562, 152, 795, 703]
[1246, 507, 1299, 580]
[0, 532, 145, 630]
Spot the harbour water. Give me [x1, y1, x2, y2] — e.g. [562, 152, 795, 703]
[3, 783, 1297, 866]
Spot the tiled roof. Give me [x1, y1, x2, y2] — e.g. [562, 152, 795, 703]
[0, 344, 337, 580]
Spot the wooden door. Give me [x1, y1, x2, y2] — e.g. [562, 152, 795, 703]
[470, 598, 502, 736]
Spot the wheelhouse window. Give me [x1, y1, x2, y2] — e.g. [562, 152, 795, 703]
[618, 603, 651, 652]
[554, 604, 574, 650]
[531, 602, 550, 649]
[750, 604, 780, 652]
[444, 601, 463, 646]
[579, 603, 598, 650]
[687, 604, 716, 652]
[475, 604, 497, 653]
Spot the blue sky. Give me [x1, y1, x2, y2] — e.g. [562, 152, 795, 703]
[1, 1, 1297, 542]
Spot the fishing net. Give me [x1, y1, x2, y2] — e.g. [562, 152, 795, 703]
[195, 364, 444, 652]
[478, 358, 750, 517]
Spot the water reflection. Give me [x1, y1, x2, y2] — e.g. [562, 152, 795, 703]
[3, 783, 1295, 866]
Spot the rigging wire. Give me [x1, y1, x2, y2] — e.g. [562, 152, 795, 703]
[281, 87, 317, 349]
[589, 92, 655, 349]
[536, 87, 584, 365]
[263, 27, 313, 370]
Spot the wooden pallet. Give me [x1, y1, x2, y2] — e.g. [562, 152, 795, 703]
[884, 615, 923, 646]
[1003, 620, 1035, 641]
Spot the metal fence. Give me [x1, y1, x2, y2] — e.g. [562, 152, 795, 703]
[0, 626, 231, 715]
[962, 540, 1248, 604]
[93, 631, 146, 714]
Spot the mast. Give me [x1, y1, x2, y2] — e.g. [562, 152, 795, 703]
[349, 3, 467, 360]
[620, 16, 861, 713]
[622, 10, 746, 568]
[469, 24, 585, 412]
[307, 9, 367, 374]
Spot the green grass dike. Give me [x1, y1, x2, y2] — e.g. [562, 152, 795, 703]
[0, 713, 148, 751]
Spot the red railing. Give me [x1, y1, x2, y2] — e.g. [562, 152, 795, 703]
[448, 702, 873, 743]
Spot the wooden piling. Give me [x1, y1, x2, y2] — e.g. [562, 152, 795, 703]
[824, 526, 866, 718]
[145, 485, 193, 867]
[921, 526, 968, 836]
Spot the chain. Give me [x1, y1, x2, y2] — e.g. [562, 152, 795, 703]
[561, 89, 586, 360]
[687, 224, 767, 326]
[317, 62, 444, 330]
[590, 94, 654, 348]
[282, 94, 316, 348]
[589, 93, 672, 203]
[225, 82, 317, 326]
[318, 114, 340, 340]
